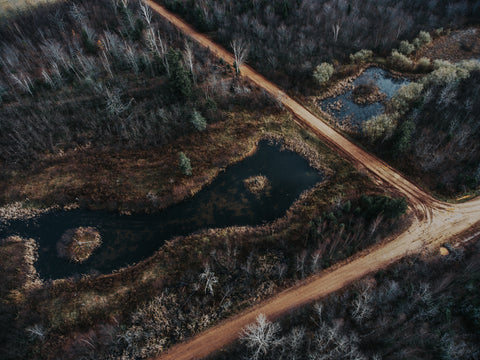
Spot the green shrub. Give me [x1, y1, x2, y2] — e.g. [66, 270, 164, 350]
[398, 40, 415, 55]
[416, 31, 432, 47]
[389, 50, 414, 71]
[389, 82, 424, 115]
[313, 62, 334, 85]
[392, 119, 415, 155]
[458, 59, 480, 72]
[421, 60, 478, 87]
[191, 109, 207, 131]
[362, 113, 398, 143]
[178, 152, 192, 176]
[168, 49, 192, 100]
[416, 57, 432, 72]
[81, 28, 98, 55]
[359, 195, 408, 219]
[349, 49, 374, 64]
[433, 59, 453, 70]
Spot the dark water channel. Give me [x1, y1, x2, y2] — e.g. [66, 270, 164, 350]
[322, 67, 410, 125]
[0, 141, 322, 280]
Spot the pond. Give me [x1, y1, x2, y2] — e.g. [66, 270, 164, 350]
[321, 67, 410, 125]
[0, 141, 323, 280]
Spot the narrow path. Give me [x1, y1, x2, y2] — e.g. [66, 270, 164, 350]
[144, 2, 480, 359]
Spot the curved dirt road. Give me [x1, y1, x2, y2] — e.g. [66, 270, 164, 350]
[144, 2, 480, 359]
[156, 201, 480, 360]
[146, 0, 442, 217]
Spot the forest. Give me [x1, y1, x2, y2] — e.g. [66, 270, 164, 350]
[0, 0, 479, 359]
[211, 239, 480, 360]
[160, 0, 480, 89]
[362, 60, 480, 195]
[0, 0, 270, 166]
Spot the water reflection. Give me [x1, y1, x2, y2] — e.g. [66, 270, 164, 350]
[0, 141, 322, 279]
[321, 67, 410, 125]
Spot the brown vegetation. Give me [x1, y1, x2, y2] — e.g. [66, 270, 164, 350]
[0, 109, 283, 213]
[416, 28, 480, 63]
[243, 175, 270, 195]
[352, 83, 386, 104]
[57, 227, 102, 263]
[159, 0, 480, 91]
[0, 120, 402, 359]
[0, 236, 42, 360]
[2, 1, 479, 359]
[213, 237, 480, 360]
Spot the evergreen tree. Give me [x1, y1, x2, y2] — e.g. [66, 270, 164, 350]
[191, 109, 207, 131]
[167, 49, 192, 100]
[178, 152, 192, 176]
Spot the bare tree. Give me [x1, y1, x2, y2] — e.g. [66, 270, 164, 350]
[41, 68, 54, 88]
[144, 29, 170, 76]
[369, 214, 383, 235]
[296, 250, 307, 278]
[139, 0, 153, 26]
[120, 0, 135, 30]
[10, 72, 33, 95]
[311, 251, 321, 273]
[351, 283, 373, 322]
[287, 326, 305, 353]
[241, 314, 281, 360]
[105, 88, 132, 117]
[100, 51, 113, 77]
[69, 3, 87, 24]
[332, 22, 341, 43]
[231, 39, 249, 75]
[275, 263, 288, 280]
[183, 41, 196, 84]
[26, 324, 46, 341]
[125, 43, 139, 75]
[199, 263, 218, 295]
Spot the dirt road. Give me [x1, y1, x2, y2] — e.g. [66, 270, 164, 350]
[144, 2, 480, 359]
[156, 201, 480, 360]
[146, 0, 440, 216]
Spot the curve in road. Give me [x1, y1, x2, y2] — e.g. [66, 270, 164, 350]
[144, 2, 480, 359]
[146, 0, 443, 217]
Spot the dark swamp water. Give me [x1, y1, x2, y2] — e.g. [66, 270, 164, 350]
[0, 141, 322, 280]
[322, 67, 410, 125]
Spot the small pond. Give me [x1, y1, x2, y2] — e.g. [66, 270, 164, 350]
[321, 67, 410, 125]
[0, 141, 323, 280]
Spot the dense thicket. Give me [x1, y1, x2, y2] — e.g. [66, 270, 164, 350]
[0, 0, 267, 166]
[56, 195, 407, 359]
[212, 240, 480, 360]
[160, 0, 480, 88]
[3, 192, 406, 359]
[364, 61, 480, 194]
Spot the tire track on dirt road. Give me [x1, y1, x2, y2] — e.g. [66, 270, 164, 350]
[153, 200, 480, 360]
[146, 0, 442, 215]
[144, 2, 480, 359]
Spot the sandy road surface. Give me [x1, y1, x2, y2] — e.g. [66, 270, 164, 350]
[146, 0, 441, 216]
[156, 202, 480, 360]
[144, 2, 480, 359]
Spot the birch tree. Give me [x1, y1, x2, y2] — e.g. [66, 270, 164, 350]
[183, 41, 196, 84]
[241, 314, 281, 360]
[199, 263, 218, 295]
[231, 39, 249, 75]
